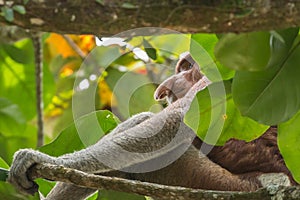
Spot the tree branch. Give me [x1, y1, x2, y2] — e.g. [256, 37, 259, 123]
[29, 163, 300, 200]
[0, 1, 300, 36]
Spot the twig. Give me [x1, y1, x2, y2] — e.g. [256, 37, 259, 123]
[62, 35, 86, 59]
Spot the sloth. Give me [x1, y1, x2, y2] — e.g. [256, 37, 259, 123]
[155, 52, 297, 185]
[8, 52, 295, 200]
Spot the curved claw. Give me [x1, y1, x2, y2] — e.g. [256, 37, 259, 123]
[8, 149, 42, 195]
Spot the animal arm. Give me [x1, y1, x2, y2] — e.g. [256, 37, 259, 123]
[8, 75, 211, 198]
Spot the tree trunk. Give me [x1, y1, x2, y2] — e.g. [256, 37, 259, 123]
[1, 0, 300, 36]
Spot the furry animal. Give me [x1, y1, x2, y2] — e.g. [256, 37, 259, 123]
[8, 53, 293, 200]
[154, 52, 297, 185]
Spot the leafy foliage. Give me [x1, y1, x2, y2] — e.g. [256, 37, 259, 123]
[232, 28, 300, 125]
[1, 28, 300, 199]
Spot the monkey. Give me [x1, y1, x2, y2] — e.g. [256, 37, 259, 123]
[154, 52, 297, 185]
[8, 53, 291, 200]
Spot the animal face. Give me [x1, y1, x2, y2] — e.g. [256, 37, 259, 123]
[154, 53, 203, 104]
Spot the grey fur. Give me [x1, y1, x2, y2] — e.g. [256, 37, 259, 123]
[8, 77, 211, 199]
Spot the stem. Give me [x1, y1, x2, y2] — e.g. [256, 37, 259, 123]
[31, 32, 44, 147]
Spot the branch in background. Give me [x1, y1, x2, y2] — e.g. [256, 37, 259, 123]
[62, 35, 86, 59]
[31, 31, 44, 147]
[0, 1, 300, 36]
[28, 163, 300, 200]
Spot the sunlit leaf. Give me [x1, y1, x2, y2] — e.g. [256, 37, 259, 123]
[0, 39, 55, 120]
[278, 110, 300, 183]
[215, 32, 271, 71]
[0, 158, 9, 169]
[1, 43, 31, 64]
[35, 179, 55, 198]
[232, 34, 300, 125]
[191, 34, 235, 81]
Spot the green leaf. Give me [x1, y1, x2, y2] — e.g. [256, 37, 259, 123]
[232, 35, 300, 125]
[0, 39, 55, 120]
[23, 0, 30, 4]
[0, 124, 37, 164]
[2, 6, 14, 22]
[0, 158, 9, 182]
[0, 168, 9, 182]
[190, 34, 235, 81]
[1, 43, 31, 64]
[12, 5, 26, 15]
[40, 110, 119, 156]
[185, 81, 268, 145]
[215, 32, 271, 71]
[98, 190, 145, 200]
[267, 28, 299, 69]
[0, 157, 9, 169]
[0, 157, 9, 181]
[143, 39, 157, 60]
[278, 111, 300, 183]
[35, 179, 56, 197]
[0, 98, 26, 135]
[105, 68, 158, 119]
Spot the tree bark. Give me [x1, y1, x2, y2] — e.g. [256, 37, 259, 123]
[29, 163, 300, 200]
[0, 0, 300, 36]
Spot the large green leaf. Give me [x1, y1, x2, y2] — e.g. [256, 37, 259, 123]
[105, 68, 157, 119]
[190, 34, 235, 81]
[40, 110, 119, 156]
[278, 111, 300, 183]
[0, 98, 26, 135]
[1, 43, 31, 64]
[267, 28, 299, 68]
[185, 82, 268, 145]
[0, 124, 37, 164]
[0, 38, 55, 120]
[232, 34, 300, 125]
[215, 32, 271, 71]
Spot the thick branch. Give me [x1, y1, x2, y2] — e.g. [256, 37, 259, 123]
[0, 1, 300, 36]
[29, 163, 300, 200]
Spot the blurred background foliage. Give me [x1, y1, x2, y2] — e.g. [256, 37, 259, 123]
[0, 28, 300, 199]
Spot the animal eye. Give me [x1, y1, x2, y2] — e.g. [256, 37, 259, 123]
[176, 59, 194, 74]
